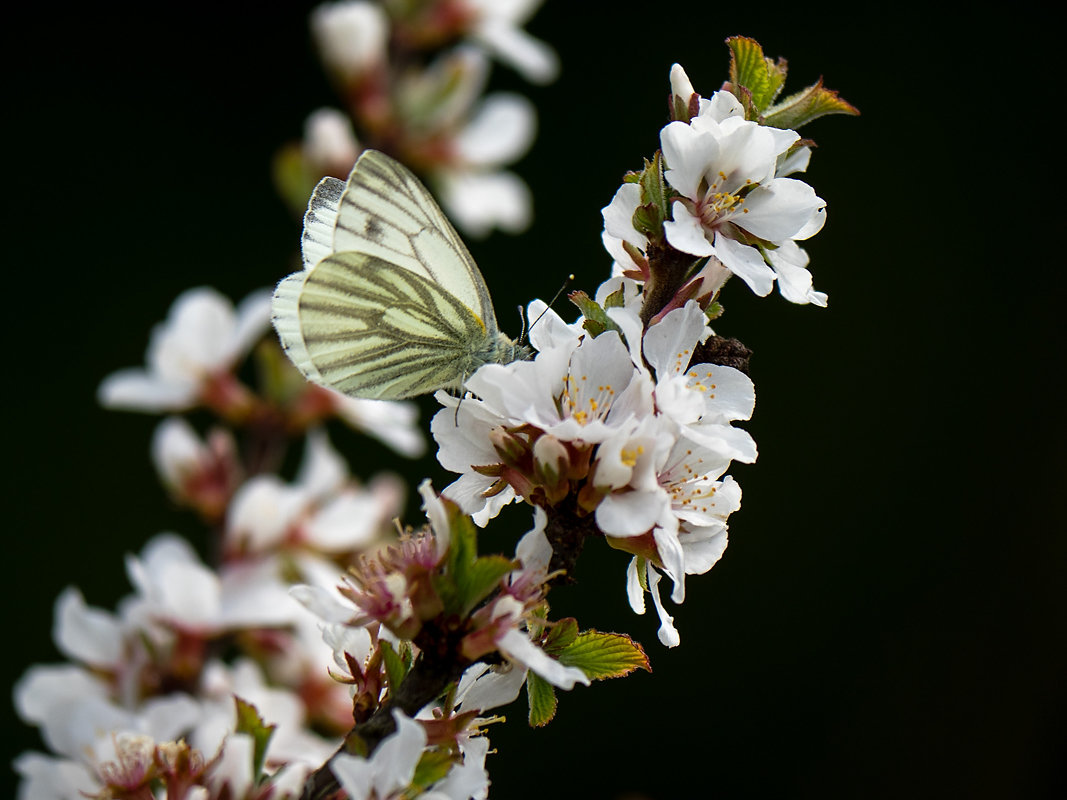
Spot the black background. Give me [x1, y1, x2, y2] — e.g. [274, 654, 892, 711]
[4, 3, 1064, 798]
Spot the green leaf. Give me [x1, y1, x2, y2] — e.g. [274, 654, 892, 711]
[726, 36, 788, 114]
[526, 671, 558, 727]
[764, 79, 860, 130]
[542, 617, 579, 654]
[568, 291, 621, 338]
[436, 513, 516, 617]
[380, 640, 409, 690]
[460, 555, 518, 617]
[603, 285, 626, 309]
[411, 749, 455, 789]
[638, 152, 669, 228]
[557, 631, 652, 680]
[435, 513, 477, 616]
[234, 697, 276, 783]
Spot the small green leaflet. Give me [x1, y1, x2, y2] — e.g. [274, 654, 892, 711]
[526, 671, 559, 727]
[725, 35, 858, 128]
[379, 640, 413, 690]
[726, 36, 788, 115]
[433, 513, 517, 618]
[556, 631, 652, 680]
[764, 79, 860, 129]
[234, 697, 276, 784]
[525, 620, 652, 727]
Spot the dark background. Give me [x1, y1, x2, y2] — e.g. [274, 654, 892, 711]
[4, 3, 1063, 798]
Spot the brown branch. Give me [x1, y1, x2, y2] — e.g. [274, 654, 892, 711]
[299, 628, 471, 800]
[639, 241, 699, 326]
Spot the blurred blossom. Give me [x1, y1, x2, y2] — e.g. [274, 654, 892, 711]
[152, 417, 239, 518]
[303, 107, 361, 176]
[331, 393, 427, 457]
[462, 0, 559, 83]
[312, 0, 389, 81]
[98, 287, 271, 413]
[437, 169, 532, 237]
[225, 428, 403, 556]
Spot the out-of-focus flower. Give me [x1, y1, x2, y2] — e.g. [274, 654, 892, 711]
[461, 0, 559, 84]
[224, 429, 403, 556]
[152, 417, 240, 519]
[303, 107, 361, 176]
[312, 0, 389, 82]
[331, 394, 426, 457]
[98, 287, 271, 413]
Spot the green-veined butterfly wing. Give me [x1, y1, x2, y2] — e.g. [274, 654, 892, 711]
[328, 151, 498, 331]
[289, 252, 500, 399]
[272, 149, 524, 399]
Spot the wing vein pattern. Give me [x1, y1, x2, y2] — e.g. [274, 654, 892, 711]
[298, 253, 492, 399]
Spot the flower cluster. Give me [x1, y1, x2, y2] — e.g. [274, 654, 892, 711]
[14, 34, 853, 800]
[434, 291, 752, 646]
[433, 50, 855, 647]
[275, 0, 556, 237]
[15, 289, 426, 799]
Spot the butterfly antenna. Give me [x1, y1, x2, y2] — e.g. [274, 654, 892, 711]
[517, 304, 529, 344]
[523, 274, 575, 344]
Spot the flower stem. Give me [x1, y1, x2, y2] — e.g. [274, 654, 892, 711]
[639, 241, 699, 327]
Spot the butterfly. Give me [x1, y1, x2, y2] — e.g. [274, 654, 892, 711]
[272, 149, 530, 400]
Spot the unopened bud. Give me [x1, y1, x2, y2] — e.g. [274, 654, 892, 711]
[533, 434, 569, 484]
[489, 426, 528, 467]
[670, 63, 700, 122]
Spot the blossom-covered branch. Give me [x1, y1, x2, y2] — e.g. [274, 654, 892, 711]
[276, 0, 557, 238]
[13, 31, 853, 800]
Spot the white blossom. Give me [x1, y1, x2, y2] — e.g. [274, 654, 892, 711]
[332, 394, 426, 457]
[658, 67, 827, 305]
[462, 0, 559, 84]
[303, 107, 361, 173]
[311, 0, 389, 80]
[98, 287, 271, 412]
[331, 711, 426, 800]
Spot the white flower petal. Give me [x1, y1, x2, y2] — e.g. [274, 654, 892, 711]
[601, 183, 647, 250]
[738, 178, 824, 242]
[473, 20, 559, 83]
[455, 662, 528, 712]
[228, 289, 273, 363]
[664, 201, 716, 257]
[289, 584, 357, 624]
[333, 395, 425, 457]
[14, 752, 98, 799]
[53, 587, 124, 667]
[498, 629, 589, 689]
[312, 0, 389, 78]
[643, 301, 707, 378]
[626, 557, 646, 614]
[438, 169, 531, 237]
[373, 711, 427, 794]
[661, 122, 718, 200]
[711, 233, 775, 296]
[456, 93, 536, 166]
[647, 568, 681, 648]
[97, 371, 197, 412]
[597, 489, 669, 537]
